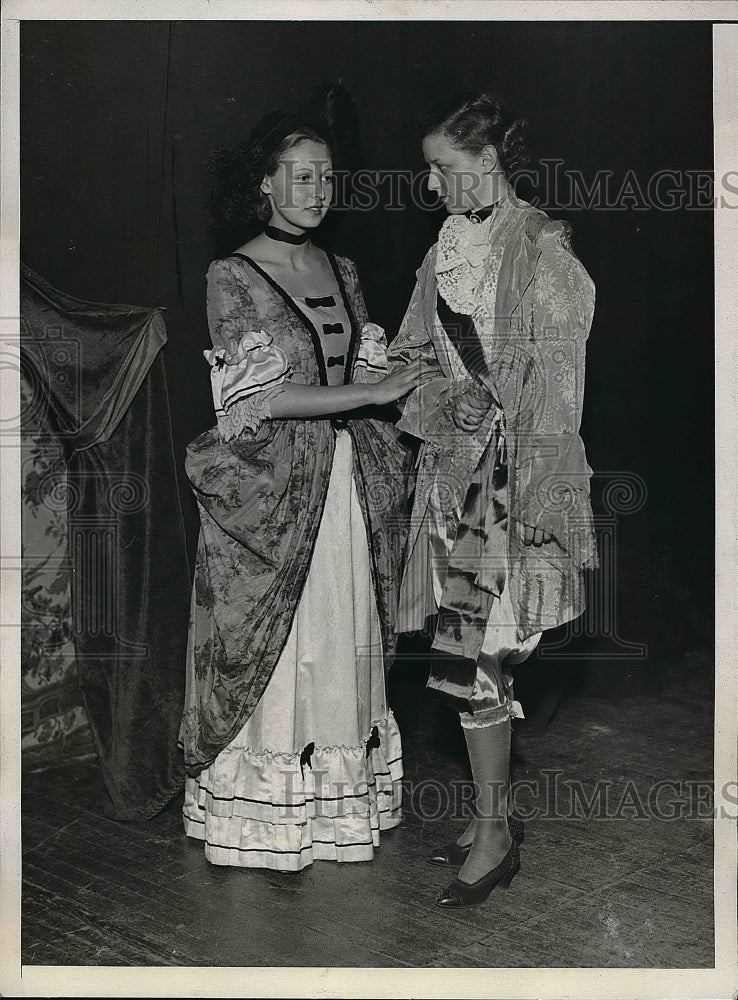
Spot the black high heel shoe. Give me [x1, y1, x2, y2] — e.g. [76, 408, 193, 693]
[435, 841, 521, 908]
[427, 815, 525, 867]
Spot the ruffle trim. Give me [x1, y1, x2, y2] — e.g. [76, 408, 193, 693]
[352, 322, 388, 384]
[183, 711, 403, 871]
[435, 213, 495, 315]
[216, 387, 281, 442]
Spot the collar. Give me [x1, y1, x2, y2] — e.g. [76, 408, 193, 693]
[465, 204, 497, 224]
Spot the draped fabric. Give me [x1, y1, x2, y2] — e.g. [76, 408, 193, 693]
[20, 265, 191, 821]
[181, 253, 413, 774]
[388, 187, 597, 660]
[21, 368, 84, 750]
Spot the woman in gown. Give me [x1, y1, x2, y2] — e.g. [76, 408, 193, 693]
[180, 86, 430, 871]
[388, 92, 598, 906]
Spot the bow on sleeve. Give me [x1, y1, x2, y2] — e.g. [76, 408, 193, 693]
[352, 322, 389, 383]
[204, 329, 293, 440]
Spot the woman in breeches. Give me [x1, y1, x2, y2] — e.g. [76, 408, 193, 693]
[389, 92, 597, 907]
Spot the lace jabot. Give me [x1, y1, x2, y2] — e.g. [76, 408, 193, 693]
[435, 212, 495, 316]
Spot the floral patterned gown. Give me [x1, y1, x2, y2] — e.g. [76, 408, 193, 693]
[181, 251, 411, 871]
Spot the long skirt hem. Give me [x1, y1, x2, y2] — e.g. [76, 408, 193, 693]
[182, 430, 403, 872]
[183, 710, 403, 872]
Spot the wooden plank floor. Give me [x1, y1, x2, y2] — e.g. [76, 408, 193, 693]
[21, 650, 715, 968]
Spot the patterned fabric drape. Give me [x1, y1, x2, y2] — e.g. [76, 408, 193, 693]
[20, 264, 191, 821]
[21, 366, 84, 750]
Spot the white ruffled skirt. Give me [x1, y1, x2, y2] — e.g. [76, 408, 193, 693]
[183, 430, 403, 870]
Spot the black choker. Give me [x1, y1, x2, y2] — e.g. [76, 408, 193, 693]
[264, 225, 309, 245]
[465, 204, 496, 224]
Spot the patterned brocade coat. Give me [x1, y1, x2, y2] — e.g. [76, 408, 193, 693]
[181, 253, 413, 774]
[388, 191, 598, 661]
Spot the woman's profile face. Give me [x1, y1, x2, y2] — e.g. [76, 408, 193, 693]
[422, 131, 487, 214]
[262, 138, 333, 232]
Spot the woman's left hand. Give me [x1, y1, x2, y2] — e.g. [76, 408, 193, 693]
[452, 392, 491, 433]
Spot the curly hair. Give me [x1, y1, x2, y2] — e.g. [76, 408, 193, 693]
[207, 125, 332, 250]
[420, 92, 530, 177]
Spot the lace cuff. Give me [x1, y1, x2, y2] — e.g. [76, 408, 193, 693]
[352, 322, 388, 383]
[204, 329, 292, 441]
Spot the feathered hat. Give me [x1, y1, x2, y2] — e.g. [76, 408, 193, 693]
[247, 81, 360, 171]
[208, 81, 360, 187]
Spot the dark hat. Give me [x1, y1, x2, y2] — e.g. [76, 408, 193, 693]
[236, 81, 360, 175]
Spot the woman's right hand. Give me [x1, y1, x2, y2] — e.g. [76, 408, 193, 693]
[367, 359, 439, 405]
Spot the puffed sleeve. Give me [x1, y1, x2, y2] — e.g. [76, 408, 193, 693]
[335, 257, 388, 384]
[510, 221, 597, 562]
[205, 259, 292, 441]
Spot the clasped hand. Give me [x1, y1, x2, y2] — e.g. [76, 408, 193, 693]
[451, 387, 492, 433]
[452, 389, 554, 547]
[517, 522, 554, 546]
